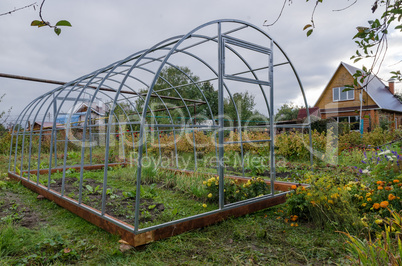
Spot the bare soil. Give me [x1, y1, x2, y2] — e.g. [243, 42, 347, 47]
[48, 177, 165, 225]
[0, 191, 46, 228]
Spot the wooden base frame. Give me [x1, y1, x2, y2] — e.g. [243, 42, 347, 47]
[8, 165, 303, 247]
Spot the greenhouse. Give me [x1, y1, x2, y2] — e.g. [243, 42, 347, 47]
[8, 19, 312, 246]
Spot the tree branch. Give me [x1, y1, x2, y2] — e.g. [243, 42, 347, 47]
[0, 2, 37, 17]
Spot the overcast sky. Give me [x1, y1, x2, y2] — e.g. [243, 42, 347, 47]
[1, 0, 401, 123]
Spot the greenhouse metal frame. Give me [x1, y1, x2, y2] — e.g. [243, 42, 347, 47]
[8, 19, 312, 246]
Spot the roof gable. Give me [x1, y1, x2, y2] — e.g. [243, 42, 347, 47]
[341, 62, 402, 112]
[315, 62, 402, 113]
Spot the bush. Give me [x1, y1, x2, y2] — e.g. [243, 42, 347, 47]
[286, 172, 362, 231]
[203, 176, 270, 204]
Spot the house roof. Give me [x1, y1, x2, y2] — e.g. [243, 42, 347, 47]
[297, 107, 320, 120]
[33, 122, 65, 129]
[74, 102, 105, 116]
[341, 62, 402, 113]
[315, 62, 402, 113]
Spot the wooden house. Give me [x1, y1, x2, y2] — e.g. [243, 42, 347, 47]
[314, 62, 402, 132]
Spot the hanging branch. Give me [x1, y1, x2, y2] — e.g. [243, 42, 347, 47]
[263, 0, 288, 27]
[30, 0, 72, 36]
[0, 2, 37, 17]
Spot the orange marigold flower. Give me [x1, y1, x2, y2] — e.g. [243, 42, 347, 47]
[388, 194, 396, 201]
[373, 203, 380, 209]
[378, 186, 384, 190]
[291, 185, 297, 190]
[393, 180, 400, 183]
[380, 201, 389, 208]
[376, 181, 383, 185]
[385, 186, 393, 191]
[290, 215, 298, 221]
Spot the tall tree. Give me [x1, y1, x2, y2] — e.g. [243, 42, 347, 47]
[134, 66, 218, 125]
[275, 103, 301, 121]
[224, 92, 256, 127]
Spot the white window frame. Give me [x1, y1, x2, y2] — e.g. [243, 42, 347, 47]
[335, 116, 360, 130]
[333, 87, 354, 102]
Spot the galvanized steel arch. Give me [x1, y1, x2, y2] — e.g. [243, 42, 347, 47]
[8, 19, 313, 236]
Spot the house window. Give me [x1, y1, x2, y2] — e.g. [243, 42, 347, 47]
[333, 87, 354, 102]
[335, 116, 360, 130]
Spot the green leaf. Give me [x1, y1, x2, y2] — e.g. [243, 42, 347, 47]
[85, 185, 93, 193]
[54, 27, 61, 36]
[306, 29, 313, 37]
[31, 20, 42, 26]
[55, 20, 72, 27]
[31, 20, 47, 27]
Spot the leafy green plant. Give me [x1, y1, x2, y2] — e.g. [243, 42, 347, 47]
[342, 209, 402, 265]
[203, 176, 271, 204]
[85, 184, 100, 194]
[106, 188, 118, 199]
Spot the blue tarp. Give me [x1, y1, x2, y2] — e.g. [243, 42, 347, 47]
[56, 114, 81, 126]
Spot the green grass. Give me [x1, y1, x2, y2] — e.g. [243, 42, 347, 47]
[0, 153, 353, 265]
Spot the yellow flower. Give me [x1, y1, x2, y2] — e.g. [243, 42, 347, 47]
[207, 182, 212, 187]
[202, 204, 207, 208]
[373, 203, 380, 209]
[361, 203, 367, 207]
[203, 181, 207, 185]
[367, 198, 372, 202]
[385, 186, 393, 191]
[328, 200, 334, 204]
[208, 193, 213, 198]
[291, 185, 297, 190]
[375, 219, 383, 224]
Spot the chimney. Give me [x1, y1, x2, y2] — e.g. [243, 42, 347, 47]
[389, 78, 396, 95]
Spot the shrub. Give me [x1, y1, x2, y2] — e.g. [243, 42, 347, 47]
[203, 176, 270, 204]
[286, 172, 362, 231]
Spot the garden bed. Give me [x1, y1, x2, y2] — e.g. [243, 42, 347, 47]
[8, 162, 304, 247]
